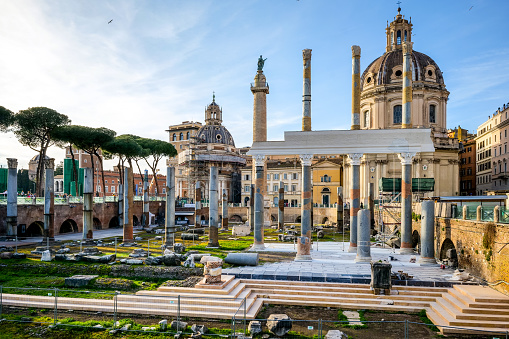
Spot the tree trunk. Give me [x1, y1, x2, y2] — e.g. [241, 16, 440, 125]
[95, 151, 106, 198]
[90, 153, 95, 196]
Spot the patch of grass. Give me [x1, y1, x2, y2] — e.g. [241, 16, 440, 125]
[418, 309, 439, 332]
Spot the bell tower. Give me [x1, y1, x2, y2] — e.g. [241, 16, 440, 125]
[386, 6, 413, 52]
[204, 93, 222, 126]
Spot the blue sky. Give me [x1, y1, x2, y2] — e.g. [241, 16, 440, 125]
[1, 0, 508, 171]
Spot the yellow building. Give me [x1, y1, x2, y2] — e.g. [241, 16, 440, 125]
[312, 159, 343, 206]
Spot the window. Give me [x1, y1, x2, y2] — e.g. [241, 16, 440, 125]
[291, 184, 297, 192]
[397, 30, 401, 44]
[105, 180, 108, 184]
[162, 187, 166, 194]
[97, 186, 101, 192]
[244, 174, 250, 181]
[179, 132, 184, 140]
[292, 173, 298, 180]
[244, 185, 250, 192]
[363, 111, 370, 128]
[393, 105, 402, 124]
[273, 184, 279, 192]
[186, 131, 190, 139]
[274, 173, 280, 180]
[283, 173, 288, 180]
[172, 134, 177, 141]
[111, 186, 115, 193]
[284, 184, 288, 192]
[267, 174, 270, 180]
[404, 30, 407, 41]
[105, 186, 108, 193]
[429, 105, 436, 123]
[84, 159, 87, 163]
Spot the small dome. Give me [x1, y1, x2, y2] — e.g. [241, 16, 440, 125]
[197, 124, 235, 147]
[30, 154, 50, 162]
[361, 49, 445, 89]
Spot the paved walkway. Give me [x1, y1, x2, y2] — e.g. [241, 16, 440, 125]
[223, 242, 470, 287]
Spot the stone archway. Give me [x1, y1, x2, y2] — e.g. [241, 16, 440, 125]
[133, 215, 139, 226]
[295, 216, 301, 223]
[271, 215, 277, 222]
[322, 217, 329, 224]
[93, 217, 102, 230]
[108, 217, 119, 228]
[25, 221, 44, 237]
[412, 230, 420, 248]
[60, 219, 78, 234]
[440, 238, 456, 260]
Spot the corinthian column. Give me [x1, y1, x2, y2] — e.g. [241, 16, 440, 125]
[296, 154, 313, 261]
[351, 46, 361, 130]
[302, 49, 312, 131]
[398, 152, 415, 254]
[252, 155, 266, 250]
[348, 153, 363, 252]
[44, 158, 55, 241]
[402, 42, 413, 128]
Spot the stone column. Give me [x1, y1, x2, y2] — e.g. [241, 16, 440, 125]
[462, 205, 467, 220]
[252, 155, 265, 250]
[355, 209, 372, 262]
[165, 167, 175, 246]
[418, 200, 436, 264]
[296, 154, 313, 260]
[6, 158, 18, 236]
[368, 182, 375, 228]
[251, 67, 269, 143]
[398, 152, 415, 254]
[83, 167, 93, 239]
[44, 158, 55, 241]
[195, 181, 201, 227]
[336, 187, 343, 231]
[351, 45, 361, 130]
[118, 184, 123, 228]
[476, 205, 482, 221]
[208, 166, 219, 247]
[302, 49, 312, 131]
[249, 183, 255, 231]
[123, 167, 133, 242]
[402, 42, 413, 128]
[221, 189, 228, 230]
[278, 181, 284, 230]
[348, 153, 363, 252]
[142, 169, 149, 227]
[494, 205, 500, 223]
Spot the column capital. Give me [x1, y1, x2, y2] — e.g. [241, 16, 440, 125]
[402, 41, 414, 55]
[351, 45, 361, 57]
[398, 152, 416, 165]
[347, 153, 363, 166]
[253, 155, 266, 167]
[44, 158, 55, 170]
[7, 158, 17, 169]
[302, 49, 312, 61]
[299, 154, 313, 166]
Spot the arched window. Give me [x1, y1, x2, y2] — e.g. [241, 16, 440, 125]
[363, 110, 370, 128]
[404, 30, 407, 41]
[397, 30, 401, 45]
[172, 133, 177, 141]
[393, 105, 402, 124]
[429, 104, 436, 123]
[179, 132, 184, 140]
[186, 131, 190, 139]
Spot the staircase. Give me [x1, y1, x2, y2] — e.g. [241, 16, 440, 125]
[426, 284, 509, 335]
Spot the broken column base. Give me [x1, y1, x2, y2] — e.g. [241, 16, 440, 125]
[418, 257, 437, 265]
[295, 236, 311, 261]
[250, 243, 265, 251]
[348, 244, 357, 253]
[399, 247, 415, 255]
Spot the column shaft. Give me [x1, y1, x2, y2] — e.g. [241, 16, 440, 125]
[208, 166, 219, 247]
[302, 49, 312, 131]
[6, 158, 18, 236]
[301, 164, 312, 239]
[249, 183, 255, 231]
[44, 159, 55, 240]
[118, 184, 123, 228]
[222, 188, 228, 230]
[253, 161, 265, 249]
[166, 167, 175, 246]
[355, 209, 372, 262]
[123, 167, 134, 242]
[350, 163, 360, 252]
[400, 163, 413, 253]
[402, 42, 413, 128]
[143, 169, 149, 227]
[351, 46, 361, 130]
[278, 181, 284, 230]
[418, 200, 436, 264]
[195, 181, 201, 227]
[83, 167, 93, 240]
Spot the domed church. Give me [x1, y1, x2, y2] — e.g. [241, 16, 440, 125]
[167, 95, 246, 205]
[355, 8, 460, 200]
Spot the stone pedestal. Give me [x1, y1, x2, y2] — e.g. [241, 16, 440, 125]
[418, 200, 437, 265]
[295, 236, 311, 261]
[200, 256, 223, 284]
[355, 209, 372, 262]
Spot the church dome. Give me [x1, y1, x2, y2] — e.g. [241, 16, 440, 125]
[30, 154, 50, 162]
[361, 49, 445, 89]
[197, 124, 236, 147]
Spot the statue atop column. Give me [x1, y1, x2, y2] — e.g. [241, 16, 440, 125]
[257, 55, 267, 71]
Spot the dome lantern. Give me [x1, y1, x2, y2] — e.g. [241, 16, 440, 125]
[386, 7, 413, 52]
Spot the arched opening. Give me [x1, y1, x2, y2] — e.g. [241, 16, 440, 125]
[322, 217, 329, 224]
[295, 216, 301, 223]
[244, 196, 250, 207]
[180, 132, 184, 140]
[25, 221, 44, 237]
[59, 219, 78, 234]
[133, 215, 139, 226]
[429, 104, 436, 124]
[321, 187, 331, 206]
[440, 238, 456, 260]
[393, 105, 402, 124]
[93, 217, 102, 230]
[412, 230, 420, 249]
[230, 215, 242, 222]
[108, 216, 120, 228]
[186, 131, 190, 139]
[271, 215, 277, 222]
[397, 30, 401, 44]
[172, 133, 177, 141]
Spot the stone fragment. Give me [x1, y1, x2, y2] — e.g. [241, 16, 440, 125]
[11, 253, 26, 260]
[93, 324, 104, 329]
[191, 324, 208, 334]
[184, 256, 195, 268]
[125, 259, 144, 265]
[41, 250, 52, 262]
[191, 332, 202, 339]
[142, 327, 156, 331]
[248, 321, 262, 335]
[317, 230, 325, 238]
[154, 236, 162, 240]
[159, 319, 167, 331]
[267, 314, 292, 337]
[55, 254, 71, 261]
[120, 324, 131, 331]
[81, 254, 116, 263]
[232, 225, 250, 237]
[135, 236, 142, 241]
[324, 330, 348, 339]
[188, 228, 205, 235]
[65, 275, 98, 288]
[56, 248, 70, 254]
[162, 254, 181, 266]
[170, 320, 187, 331]
[181, 233, 200, 241]
[225, 253, 259, 266]
[174, 243, 186, 254]
[145, 256, 162, 265]
[0, 252, 12, 259]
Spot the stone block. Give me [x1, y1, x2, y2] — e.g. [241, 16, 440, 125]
[184, 256, 195, 268]
[126, 259, 144, 265]
[191, 324, 208, 334]
[325, 330, 348, 339]
[56, 248, 70, 254]
[181, 233, 200, 241]
[65, 275, 98, 288]
[11, 253, 26, 260]
[159, 319, 167, 331]
[41, 250, 52, 262]
[0, 252, 12, 259]
[162, 254, 181, 266]
[170, 320, 187, 331]
[225, 253, 259, 266]
[248, 321, 262, 335]
[232, 225, 250, 237]
[145, 256, 162, 265]
[174, 243, 186, 254]
[267, 314, 292, 336]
